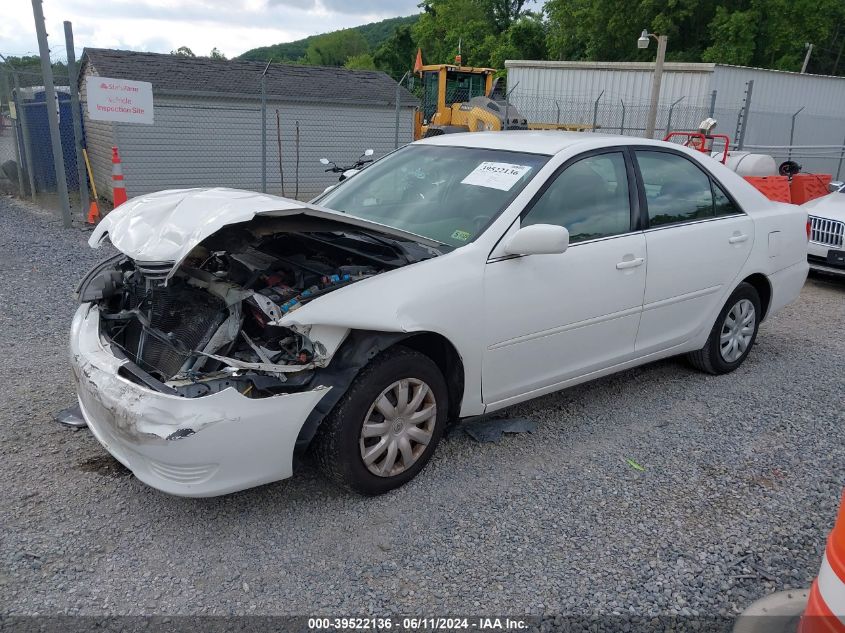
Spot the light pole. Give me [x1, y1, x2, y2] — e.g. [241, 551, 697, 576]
[638, 29, 667, 139]
[800, 42, 813, 73]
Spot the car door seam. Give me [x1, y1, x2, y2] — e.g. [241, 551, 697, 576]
[641, 284, 723, 313]
[488, 305, 642, 350]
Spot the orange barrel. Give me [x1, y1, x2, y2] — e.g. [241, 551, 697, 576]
[799, 491, 845, 633]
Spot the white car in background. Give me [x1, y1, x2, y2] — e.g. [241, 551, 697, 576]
[71, 131, 809, 498]
[805, 181, 845, 275]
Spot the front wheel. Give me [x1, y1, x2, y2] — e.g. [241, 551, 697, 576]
[312, 346, 448, 495]
[687, 282, 762, 375]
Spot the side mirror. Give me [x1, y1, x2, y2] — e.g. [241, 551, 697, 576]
[829, 181, 844, 193]
[504, 224, 569, 256]
[320, 158, 330, 165]
[364, 149, 374, 157]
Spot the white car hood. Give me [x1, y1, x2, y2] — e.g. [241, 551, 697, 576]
[89, 188, 439, 276]
[803, 193, 845, 220]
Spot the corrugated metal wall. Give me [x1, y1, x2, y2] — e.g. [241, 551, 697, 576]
[506, 61, 716, 102]
[711, 66, 845, 173]
[505, 60, 716, 136]
[112, 96, 414, 201]
[712, 65, 845, 117]
[505, 60, 845, 174]
[83, 80, 415, 202]
[80, 63, 116, 200]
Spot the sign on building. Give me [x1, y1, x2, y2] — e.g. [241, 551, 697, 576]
[86, 77, 154, 124]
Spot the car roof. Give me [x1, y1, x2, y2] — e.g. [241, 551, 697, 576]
[415, 130, 640, 155]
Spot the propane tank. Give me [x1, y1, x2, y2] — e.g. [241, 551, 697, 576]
[716, 151, 778, 177]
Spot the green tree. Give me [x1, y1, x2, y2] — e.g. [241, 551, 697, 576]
[238, 15, 419, 63]
[544, 0, 845, 75]
[344, 53, 377, 70]
[490, 0, 527, 31]
[170, 46, 196, 57]
[373, 24, 417, 78]
[209, 47, 227, 60]
[303, 30, 369, 66]
[0, 55, 67, 89]
[489, 13, 547, 68]
[546, 0, 717, 62]
[414, 0, 526, 67]
[702, 0, 845, 72]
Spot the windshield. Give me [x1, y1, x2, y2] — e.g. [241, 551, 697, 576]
[317, 145, 549, 248]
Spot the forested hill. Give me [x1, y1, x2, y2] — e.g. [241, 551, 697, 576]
[235, 1, 845, 79]
[238, 15, 420, 62]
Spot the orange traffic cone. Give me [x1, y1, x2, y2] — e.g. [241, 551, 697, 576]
[86, 199, 100, 224]
[111, 146, 128, 207]
[799, 490, 845, 633]
[82, 148, 101, 225]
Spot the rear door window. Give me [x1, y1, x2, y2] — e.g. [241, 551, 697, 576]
[635, 150, 715, 227]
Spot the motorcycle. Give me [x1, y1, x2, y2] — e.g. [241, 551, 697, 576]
[320, 149, 374, 183]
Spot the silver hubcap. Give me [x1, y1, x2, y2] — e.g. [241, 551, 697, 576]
[359, 378, 437, 478]
[720, 298, 756, 362]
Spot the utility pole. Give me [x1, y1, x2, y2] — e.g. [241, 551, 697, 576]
[64, 21, 89, 220]
[801, 43, 814, 74]
[394, 70, 409, 149]
[833, 30, 844, 75]
[639, 30, 667, 139]
[31, 0, 72, 227]
[260, 60, 270, 194]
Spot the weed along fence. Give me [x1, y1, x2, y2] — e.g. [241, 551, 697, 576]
[78, 49, 418, 203]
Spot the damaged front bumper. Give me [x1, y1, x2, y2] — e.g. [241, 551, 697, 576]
[70, 303, 331, 497]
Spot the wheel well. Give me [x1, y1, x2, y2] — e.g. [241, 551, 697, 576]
[742, 273, 772, 319]
[399, 332, 464, 423]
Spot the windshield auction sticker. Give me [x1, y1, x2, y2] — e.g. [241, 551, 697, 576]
[461, 162, 532, 191]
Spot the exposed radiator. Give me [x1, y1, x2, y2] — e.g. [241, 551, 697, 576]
[123, 278, 225, 380]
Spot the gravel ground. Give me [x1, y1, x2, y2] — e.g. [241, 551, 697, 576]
[1, 195, 844, 622]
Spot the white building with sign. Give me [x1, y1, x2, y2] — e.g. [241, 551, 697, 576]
[78, 48, 417, 202]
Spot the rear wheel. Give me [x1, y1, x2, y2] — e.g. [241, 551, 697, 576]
[687, 282, 761, 375]
[313, 346, 447, 495]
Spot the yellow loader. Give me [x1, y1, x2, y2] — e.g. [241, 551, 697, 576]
[413, 63, 591, 140]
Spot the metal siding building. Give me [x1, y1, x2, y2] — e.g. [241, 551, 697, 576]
[506, 60, 715, 102]
[505, 60, 845, 173]
[79, 49, 417, 202]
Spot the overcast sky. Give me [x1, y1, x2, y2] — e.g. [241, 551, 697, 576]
[2, 0, 421, 60]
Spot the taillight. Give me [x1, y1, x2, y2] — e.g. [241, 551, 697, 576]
[806, 220, 811, 241]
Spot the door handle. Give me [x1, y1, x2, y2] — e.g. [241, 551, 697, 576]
[728, 234, 748, 244]
[616, 257, 645, 270]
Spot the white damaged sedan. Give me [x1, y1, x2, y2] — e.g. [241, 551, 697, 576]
[71, 132, 809, 497]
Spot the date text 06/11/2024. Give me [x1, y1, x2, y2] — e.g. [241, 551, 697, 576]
[307, 617, 529, 630]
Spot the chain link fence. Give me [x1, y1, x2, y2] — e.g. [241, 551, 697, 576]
[504, 91, 715, 136]
[503, 85, 845, 179]
[108, 93, 412, 202]
[2, 56, 844, 228]
[0, 63, 83, 216]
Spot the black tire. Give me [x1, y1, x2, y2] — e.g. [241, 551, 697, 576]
[687, 282, 762, 375]
[312, 346, 448, 495]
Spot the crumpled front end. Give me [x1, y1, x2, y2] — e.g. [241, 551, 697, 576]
[70, 303, 331, 496]
[70, 202, 439, 496]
